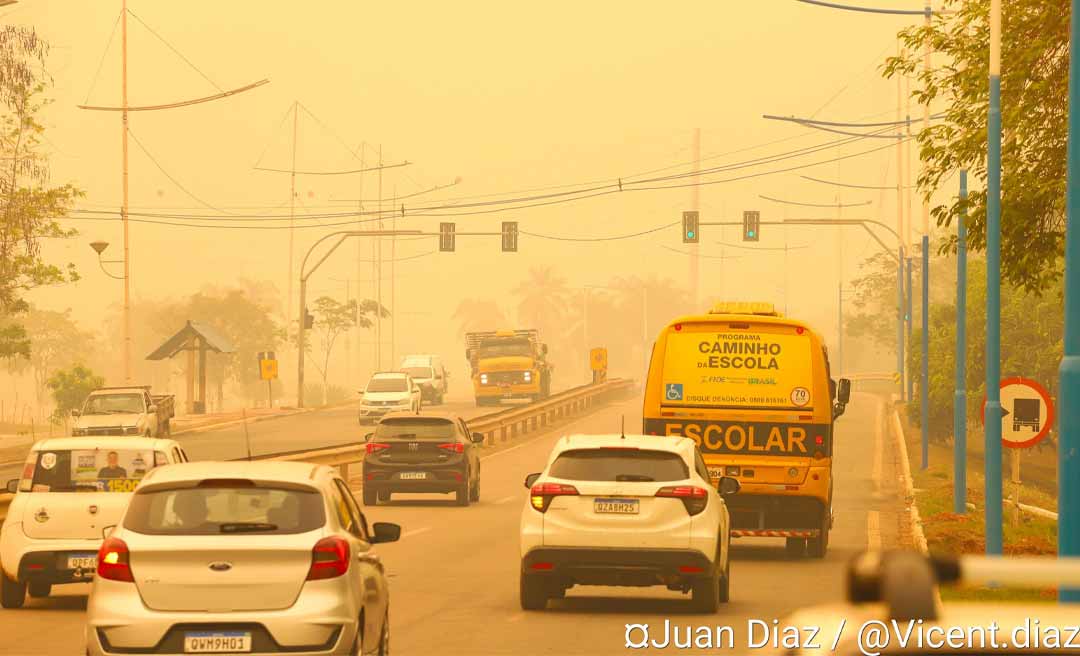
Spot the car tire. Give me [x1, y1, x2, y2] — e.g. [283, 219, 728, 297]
[519, 572, 547, 610]
[455, 482, 470, 506]
[785, 537, 807, 559]
[363, 488, 377, 506]
[717, 555, 731, 604]
[1, 576, 26, 609]
[690, 568, 721, 613]
[376, 609, 390, 656]
[27, 581, 51, 599]
[807, 515, 830, 559]
[469, 476, 480, 502]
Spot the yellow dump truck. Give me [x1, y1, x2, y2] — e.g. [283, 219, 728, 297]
[465, 329, 552, 406]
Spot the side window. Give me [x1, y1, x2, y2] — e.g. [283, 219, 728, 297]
[154, 451, 169, 467]
[171, 447, 183, 463]
[694, 451, 711, 482]
[327, 482, 355, 534]
[179, 448, 189, 463]
[333, 479, 368, 540]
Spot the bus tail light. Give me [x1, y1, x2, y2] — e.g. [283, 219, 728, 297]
[656, 486, 708, 516]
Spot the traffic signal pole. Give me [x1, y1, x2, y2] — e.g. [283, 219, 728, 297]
[985, 0, 1004, 557]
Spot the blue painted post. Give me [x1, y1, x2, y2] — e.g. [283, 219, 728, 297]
[1059, 0, 1080, 602]
[954, 171, 968, 514]
[921, 236, 929, 470]
[898, 248, 905, 401]
[906, 259, 914, 402]
[984, 0, 1004, 556]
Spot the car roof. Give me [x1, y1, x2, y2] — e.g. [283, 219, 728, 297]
[552, 434, 692, 454]
[379, 410, 459, 422]
[31, 436, 177, 451]
[139, 460, 329, 487]
[370, 371, 408, 379]
[87, 387, 147, 395]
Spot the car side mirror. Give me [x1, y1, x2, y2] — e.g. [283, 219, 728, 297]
[524, 472, 541, 489]
[471, 432, 485, 444]
[71, 409, 80, 417]
[717, 476, 740, 496]
[5, 479, 18, 494]
[837, 378, 851, 405]
[101, 524, 117, 539]
[370, 522, 401, 544]
[364, 432, 374, 442]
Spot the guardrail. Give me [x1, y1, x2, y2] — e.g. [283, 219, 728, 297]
[0, 378, 637, 523]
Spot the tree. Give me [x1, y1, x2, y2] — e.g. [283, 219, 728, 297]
[884, 0, 1068, 293]
[307, 296, 387, 405]
[15, 307, 97, 407]
[513, 268, 572, 341]
[47, 364, 103, 427]
[0, 29, 81, 358]
[452, 298, 508, 337]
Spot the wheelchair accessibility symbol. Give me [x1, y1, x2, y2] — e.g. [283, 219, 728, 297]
[665, 383, 683, 401]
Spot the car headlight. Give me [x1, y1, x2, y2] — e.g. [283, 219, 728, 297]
[523, 371, 532, 382]
[480, 374, 488, 384]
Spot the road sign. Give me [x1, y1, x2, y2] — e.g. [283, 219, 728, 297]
[260, 358, 279, 381]
[589, 347, 608, 372]
[981, 376, 1055, 449]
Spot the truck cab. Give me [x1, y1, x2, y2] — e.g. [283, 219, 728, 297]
[465, 330, 552, 407]
[71, 387, 175, 437]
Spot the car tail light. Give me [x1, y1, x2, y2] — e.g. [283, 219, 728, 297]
[529, 482, 578, 513]
[365, 442, 390, 455]
[97, 537, 134, 582]
[307, 537, 350, 580]
[678, 565, 704, 574]
[438, 443, 464, 454]
[656, 485, 708, 516]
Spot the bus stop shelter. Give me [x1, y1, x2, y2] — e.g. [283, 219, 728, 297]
[146, 320, 234, 415]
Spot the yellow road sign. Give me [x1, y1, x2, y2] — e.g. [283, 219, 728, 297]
[260, 358, 279, 381]
[590, 347, 608, 372]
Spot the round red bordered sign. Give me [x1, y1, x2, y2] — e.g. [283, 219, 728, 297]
[980, 376, 1056, 449]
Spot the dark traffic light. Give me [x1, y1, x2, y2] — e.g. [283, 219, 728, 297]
[502, 221, 518, 252]
[742, 210, 760, 242]
[682, 211, 699, 243]
[439, 222, 456, 252]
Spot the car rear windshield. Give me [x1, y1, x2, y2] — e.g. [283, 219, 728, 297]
[548, 449, 689, 482]
[23, 448, 157, 493]
[83, 393, 144, 415]
[375, 417, 455, 440]
[124, 485, 325, 535]
[366, 377, 408, 392]
[401, 366, 433, 379]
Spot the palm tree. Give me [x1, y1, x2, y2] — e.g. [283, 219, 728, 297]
[513, 267, 572, 339]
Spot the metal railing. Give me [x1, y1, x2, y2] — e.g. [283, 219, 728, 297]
[0, 378, 637, 522]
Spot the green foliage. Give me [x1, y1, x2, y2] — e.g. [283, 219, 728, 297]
[884, 0, 1068, 293]
[306, 296, 387, 405]
[46, 364, 103, 424]
[6, 306, 97, 404]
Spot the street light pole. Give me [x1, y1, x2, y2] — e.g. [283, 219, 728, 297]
[985, 0, 1004, 556]
[1059, 0, 1080, 602]
[120, 0, 131, 383]
[954, 170, 968, 514]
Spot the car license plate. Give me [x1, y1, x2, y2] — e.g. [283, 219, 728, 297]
[594, 498, 639, 514]
[399, 472, 426, 480]
[183, 632, 252, 653]
[67, 553, 97, 570]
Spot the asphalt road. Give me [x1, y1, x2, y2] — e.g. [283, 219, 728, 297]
[0, 392, 904, 655]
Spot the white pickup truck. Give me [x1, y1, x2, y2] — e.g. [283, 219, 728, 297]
[71, 386, 175, 437]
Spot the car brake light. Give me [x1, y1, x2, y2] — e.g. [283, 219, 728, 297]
[438, 443, 464, 454]
[656, 485, 709, 516]
[307, 537, 350, 580]
[529, 482, 579, 513]
[678, 565, 704, 573]
[365, 442, 391, 455]
[97, 536, 134, 582]
[815, 435, 824, 445]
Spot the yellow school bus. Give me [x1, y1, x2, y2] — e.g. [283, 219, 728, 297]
[642, 302, 850, 558]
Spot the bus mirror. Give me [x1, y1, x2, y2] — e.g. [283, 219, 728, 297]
[837, 378, 851, 405]
[833, 402, 847, 421]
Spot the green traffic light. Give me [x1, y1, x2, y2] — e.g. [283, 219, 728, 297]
[687, 231, 695, 239]
[748, 230, 755, 237]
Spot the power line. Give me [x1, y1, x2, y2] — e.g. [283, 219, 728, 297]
[522, 222, 678, 242]
[126, 128, 237, 215]
[83, 9, 122, 105]
[127, 9, 223, 92]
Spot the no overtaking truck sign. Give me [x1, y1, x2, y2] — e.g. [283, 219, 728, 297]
[981, 376, 1056, 449]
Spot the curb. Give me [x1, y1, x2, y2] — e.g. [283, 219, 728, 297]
[891, 406, 928, 555]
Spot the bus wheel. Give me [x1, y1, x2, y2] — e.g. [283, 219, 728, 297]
[807, 515, 830, 559]
[785, 537, 806, 559]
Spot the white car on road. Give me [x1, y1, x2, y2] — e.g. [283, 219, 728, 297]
[359, 372, 422, 424]
[519, 434, 739, 612]
[85, 460, 400, 656]
[1, 436, 188, 608]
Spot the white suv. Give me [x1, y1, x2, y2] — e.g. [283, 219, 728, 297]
[519, 434, 739, 612]
[1, 436, 187, 608]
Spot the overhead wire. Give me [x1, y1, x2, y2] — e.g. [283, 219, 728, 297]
[82, 9, 122, 105]
[126, 128, 238, 215]
[126, 9, 223, 92]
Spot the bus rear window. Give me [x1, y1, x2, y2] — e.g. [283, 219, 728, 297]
[661, 328, 814, 410]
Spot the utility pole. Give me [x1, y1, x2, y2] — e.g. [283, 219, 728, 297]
[954, 170, 968, 514]
[357, 143, 366, 382]
[376, 145, 383, 369]
[985, 0, 1004, 556]
[391, 185, 397, 366]
[691, 128, 701, 307]
[288, 102, 298, 328]
[896, 39, 907, 400]
[920, 0, 932, 472]
[120, 0, 130, 383]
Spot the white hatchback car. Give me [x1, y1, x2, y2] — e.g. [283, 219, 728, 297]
[1, 436, 187, 608]
[519, 434, 739, 612]
[358, 372, 422, 424]
[85, 460, 400, 656]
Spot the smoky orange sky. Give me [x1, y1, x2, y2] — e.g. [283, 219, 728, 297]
[10, 0, 945, 387]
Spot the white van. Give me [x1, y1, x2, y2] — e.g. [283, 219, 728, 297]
[0, 436, 188, 608]
[400, 354, 449, 405]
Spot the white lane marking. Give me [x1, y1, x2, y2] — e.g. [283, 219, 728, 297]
[867, 510, 881, 552]
[494, 495, 517, 505]
[401, 527, 432, 539]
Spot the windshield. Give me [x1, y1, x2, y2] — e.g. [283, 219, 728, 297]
[124, 485, 325, 535]
[401, 366, 434, 380]
[375, 417, 456, 440]
[549, 449, 689, 482]
[477, 340, 532, 359]
[83, 393, 144, 415]
[366, 377, 408, 393]
[24, 449, 158, 493]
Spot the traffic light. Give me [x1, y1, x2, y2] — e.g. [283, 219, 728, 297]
[682, 211, 699, 243]
[502, 221, 518, 252]
[742, 210, 760, 241]
[304, 310, 314, 329]
[439, 222, 456, 252]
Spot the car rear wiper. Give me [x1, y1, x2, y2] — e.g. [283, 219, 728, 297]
[219, 522, 278, 533]
[615, 474, 655, 482]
